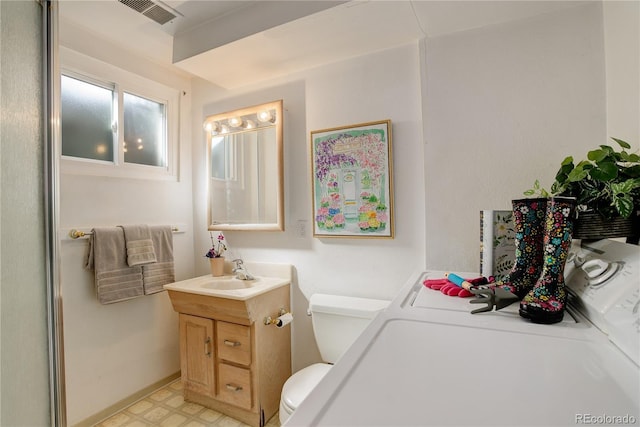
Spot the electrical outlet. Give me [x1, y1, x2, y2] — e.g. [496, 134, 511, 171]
[295, 220, 307, 238]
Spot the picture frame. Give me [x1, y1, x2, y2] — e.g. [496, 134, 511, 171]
[310, 120, 394, 238]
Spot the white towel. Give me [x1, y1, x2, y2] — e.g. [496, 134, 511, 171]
[85, 227, 144, 304]
[119, 224, 157, 266]
[142, 225, 175, 295]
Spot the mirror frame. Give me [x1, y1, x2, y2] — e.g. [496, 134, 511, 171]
[205, 99, 284, 231]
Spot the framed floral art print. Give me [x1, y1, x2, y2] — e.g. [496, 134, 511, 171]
[310, 120, 394, 238]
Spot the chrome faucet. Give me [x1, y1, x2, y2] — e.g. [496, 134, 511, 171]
[232, 259, 255, 280]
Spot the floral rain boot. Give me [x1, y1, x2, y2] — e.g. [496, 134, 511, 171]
[493, 198, 547, 298]
[519, 197, 576, 324]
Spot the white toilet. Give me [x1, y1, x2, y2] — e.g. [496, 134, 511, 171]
[279, 293, 390, 424]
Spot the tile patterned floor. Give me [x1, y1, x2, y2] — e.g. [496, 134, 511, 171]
[94, 380, 280, 427]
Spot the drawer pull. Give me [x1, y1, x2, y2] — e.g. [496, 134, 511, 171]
[223, 339, 241, 347]
[225, 383, 243, 392]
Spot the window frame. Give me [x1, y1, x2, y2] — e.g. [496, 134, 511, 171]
[60, 48, 179, 181]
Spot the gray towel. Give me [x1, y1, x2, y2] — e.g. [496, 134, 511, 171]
[85, 227, 144, 304]
[119, 224, 157, 266]
[142, 225, 175, 295]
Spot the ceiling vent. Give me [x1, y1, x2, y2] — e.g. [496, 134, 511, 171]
[118, 0, 179, 25]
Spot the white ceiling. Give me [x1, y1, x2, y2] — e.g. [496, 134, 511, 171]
[59, 0, 589, 89]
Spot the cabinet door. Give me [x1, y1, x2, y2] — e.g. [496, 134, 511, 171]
[180, 314, 215, 397]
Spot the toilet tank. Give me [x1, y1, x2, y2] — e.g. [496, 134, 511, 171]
[309, 294, 390, 364]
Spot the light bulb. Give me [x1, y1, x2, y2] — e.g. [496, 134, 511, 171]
[203, 120, 220, 134]
[228, 116, 244, 128]
[257, 110, 273, 123]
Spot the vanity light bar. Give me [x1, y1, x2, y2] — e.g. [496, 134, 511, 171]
[203, 109, 276, 136]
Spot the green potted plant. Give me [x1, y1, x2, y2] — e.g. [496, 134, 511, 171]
[525, 137, 640, 240]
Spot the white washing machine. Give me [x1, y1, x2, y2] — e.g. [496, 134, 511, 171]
[286, 239, 639, 426]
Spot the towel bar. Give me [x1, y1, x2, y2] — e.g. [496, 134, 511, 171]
[69, 227, 180, 240]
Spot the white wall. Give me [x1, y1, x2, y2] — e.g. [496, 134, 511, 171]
[0, 1, 51, 425]
[423, 2, 607, 272]
[59, 22, 194, 425]
[603, 1, 640, 143]
[192, 44, 426, 370]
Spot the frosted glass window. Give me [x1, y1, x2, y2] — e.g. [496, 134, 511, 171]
[59, 56, 178, 179]
[123, 92, 166, 167]
[61, 75, 114, 162]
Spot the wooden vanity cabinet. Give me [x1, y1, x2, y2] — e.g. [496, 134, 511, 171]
[169, 284, 291, 427]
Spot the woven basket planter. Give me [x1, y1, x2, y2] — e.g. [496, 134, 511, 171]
[573, 211, 640, 240]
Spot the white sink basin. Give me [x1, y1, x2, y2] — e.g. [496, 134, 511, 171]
[164, 273, 290, 300]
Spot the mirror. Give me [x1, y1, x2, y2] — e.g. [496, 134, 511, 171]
[205, 100, 284, 231]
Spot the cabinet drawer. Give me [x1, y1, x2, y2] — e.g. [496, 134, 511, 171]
[218, 363, 252, 409]
[216, 321, 251, 366]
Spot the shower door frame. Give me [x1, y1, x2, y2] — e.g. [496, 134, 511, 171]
[43, 0, 66, 425]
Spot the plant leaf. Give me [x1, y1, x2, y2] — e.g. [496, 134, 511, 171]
[554, 160, 574, 183]
[619, 151, 637, 162]
[589, 161, 618, 181]
[523, 179, 551, 197]
[623, 165, 640, 178]
[550, 181, 566, 195]
[611, 179, 640, 195]
[613, 195, 634, 218]
[611, 137, 631, 149]
[560, 156, 574, 166]
[588, 148, 611, 162]
[567, 165, 589, 182]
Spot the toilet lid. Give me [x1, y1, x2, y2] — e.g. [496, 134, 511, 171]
[282, 363, 332, 412]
